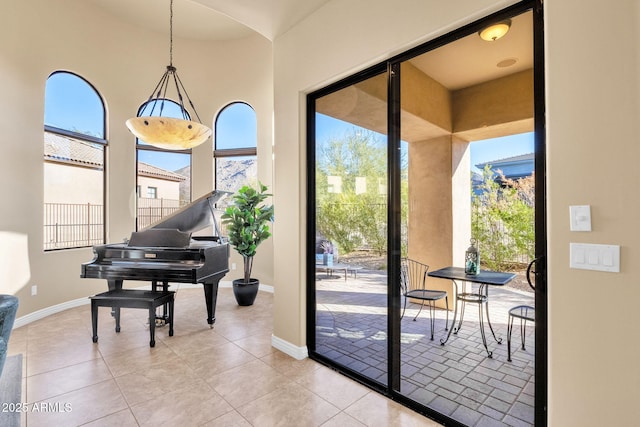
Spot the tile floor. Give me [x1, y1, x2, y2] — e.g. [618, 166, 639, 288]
[6, 285, 443, 427]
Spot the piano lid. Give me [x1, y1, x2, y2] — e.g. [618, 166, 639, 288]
[143, 190, 231, 235]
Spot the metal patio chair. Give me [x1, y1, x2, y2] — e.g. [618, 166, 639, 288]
[507, 258, 537, 361]
[400, 258, 448, 340]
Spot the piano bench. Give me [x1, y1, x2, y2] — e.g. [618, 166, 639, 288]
[90, 289, 175, 348]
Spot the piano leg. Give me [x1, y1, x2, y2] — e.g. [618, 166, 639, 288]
[107, 279, 123, 328]
[203, 279, 221, 328]
[152, 280, 170, 324]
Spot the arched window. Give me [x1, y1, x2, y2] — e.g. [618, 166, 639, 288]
[135, 99, 192, 230]
[214, 102, 257, 194]
[43, 71, 106, 250]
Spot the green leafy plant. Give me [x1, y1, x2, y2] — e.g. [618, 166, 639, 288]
[471, 165, 534, 270]
[315, 128, 396, 258]
[221, 182, 274, 283]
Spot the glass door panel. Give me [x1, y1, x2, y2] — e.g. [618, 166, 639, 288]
[312, 71, 389, 385]
[397, 9, 537, 426]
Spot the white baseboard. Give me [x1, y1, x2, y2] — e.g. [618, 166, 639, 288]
[13, 296, 89, 329]
[12, 280, 274, 329]
[271, 334, 308, 360]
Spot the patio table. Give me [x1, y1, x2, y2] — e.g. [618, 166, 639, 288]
[315, 263, 363, 281]
[428, 266, 516, 358]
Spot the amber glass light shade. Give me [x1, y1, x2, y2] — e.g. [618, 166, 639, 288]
[126, 116, 212, 150]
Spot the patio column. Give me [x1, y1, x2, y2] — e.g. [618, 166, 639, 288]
[407, 134, 471, 308]
[451, 135, 472, 272]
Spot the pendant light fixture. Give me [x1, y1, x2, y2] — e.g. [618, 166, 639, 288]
[126, 0, 212, 150]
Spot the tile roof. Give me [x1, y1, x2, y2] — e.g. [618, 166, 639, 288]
[138, 162, 186, 182]
[44, 132, 103, 168]
[44, 132, 186, 182]
[475, 152, 534, 168]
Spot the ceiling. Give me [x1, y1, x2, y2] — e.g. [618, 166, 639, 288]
[411, 11, 532, 91]
[88, 0, 332, 41]
[88, 0, 532, 91]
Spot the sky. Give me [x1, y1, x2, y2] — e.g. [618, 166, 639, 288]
[44, 72, 105, 137]
[469, 133, 534, 173]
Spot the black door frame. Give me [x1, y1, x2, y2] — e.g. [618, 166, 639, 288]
[307, 1, 546, 425]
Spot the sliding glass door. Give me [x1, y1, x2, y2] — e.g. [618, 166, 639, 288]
[308, 2, 545, 425]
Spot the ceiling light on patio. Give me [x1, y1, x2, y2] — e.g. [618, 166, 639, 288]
[125, 0, 212, 150]
[478, 19, 512, 41]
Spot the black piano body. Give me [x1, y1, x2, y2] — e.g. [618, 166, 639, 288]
[81, 190, 230, 326]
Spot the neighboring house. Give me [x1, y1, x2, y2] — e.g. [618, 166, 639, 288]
[473, 152, 534, 195]
[44, 132, 104, 205]
[475, 152, 534, 180]
[44, 132, 188, 247]
[137, 162, 185, 204]
[44, 132, 186, 205]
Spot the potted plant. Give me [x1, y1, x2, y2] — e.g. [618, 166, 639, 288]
[319, 240, 334, 266]
[221, 182, 274, 306]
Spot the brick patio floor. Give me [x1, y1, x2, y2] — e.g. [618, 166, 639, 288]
[315, 269, 535, 427]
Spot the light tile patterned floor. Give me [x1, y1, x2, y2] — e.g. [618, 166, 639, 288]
[7, 286, 442, 427]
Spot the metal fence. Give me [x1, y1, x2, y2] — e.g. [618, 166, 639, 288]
[44, 198, 189, 250]
[44, 203, 104, 250]
[136, 197, 186, 230]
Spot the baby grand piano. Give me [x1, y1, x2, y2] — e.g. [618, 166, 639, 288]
[81, 190, 230, 327]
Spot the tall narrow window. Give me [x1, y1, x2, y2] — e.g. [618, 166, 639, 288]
[135, 99, 192, 230]
[43, 71, 106, 251]
[214, 102, 257, 196]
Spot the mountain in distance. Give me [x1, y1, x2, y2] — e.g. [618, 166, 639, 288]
[173, 158, 257, 203]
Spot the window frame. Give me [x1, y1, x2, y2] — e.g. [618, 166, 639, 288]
[43, 71, 107, 251]
[213, 102, 257, 194]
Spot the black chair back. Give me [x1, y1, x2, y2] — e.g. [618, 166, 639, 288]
[400, 258, 429, 295]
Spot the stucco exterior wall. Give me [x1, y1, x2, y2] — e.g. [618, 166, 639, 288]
[137, 177, 181, 201]
[43, 163, 103, 204]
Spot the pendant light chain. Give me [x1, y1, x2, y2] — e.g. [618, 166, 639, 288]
[169, 0, 174, 67]
[125, 0, 212, 149]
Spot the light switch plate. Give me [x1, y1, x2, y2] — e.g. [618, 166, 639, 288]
[570, 243, 620, 272]
[570, 205, 591, 231]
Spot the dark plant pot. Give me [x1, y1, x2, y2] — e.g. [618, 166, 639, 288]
[232, 278, 260, 306]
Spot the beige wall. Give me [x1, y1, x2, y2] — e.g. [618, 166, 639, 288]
[1, 0, 274, 317]
[543, 0, 640, 424]
[273, 0, 640, 425]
